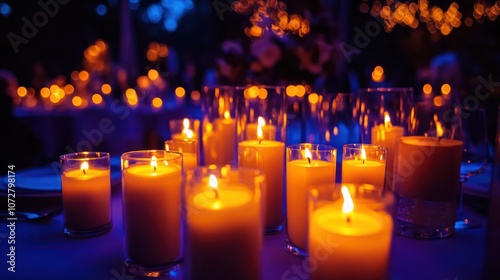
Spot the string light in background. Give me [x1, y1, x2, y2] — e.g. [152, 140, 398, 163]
[361, 0, 500, 35]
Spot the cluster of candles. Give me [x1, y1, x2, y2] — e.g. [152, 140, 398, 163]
[59, 104, 463, 279]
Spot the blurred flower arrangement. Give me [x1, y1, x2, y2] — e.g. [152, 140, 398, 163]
[214, 1, 341, 89]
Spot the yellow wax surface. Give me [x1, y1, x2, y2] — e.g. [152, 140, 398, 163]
[62, 168, 111, 230]
[394, 136, 462, 201]
[287, 158, 336, 250]
[122, 163, 182, 266]
[193, 187, 251, 210]
[342, 159, 386, 190]
[238, 140, 285, 228]
[309, 203, 392, 280]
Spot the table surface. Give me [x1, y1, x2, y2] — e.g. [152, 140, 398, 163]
[0, 184, 488, 280]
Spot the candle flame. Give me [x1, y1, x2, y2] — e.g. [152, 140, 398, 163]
[433, 114, 444, 138]
[304, 148, 312, 164]
[209, 174, 219, 198]
[224, 110, 230, 119]
[183, 118, 190, 130]
[80, 161, 89, 174]
[257, 116, 265, 140]
[182, 118, 194, 139]
[341, 186, 354, 214]
[151, 156, 157, 172]
[361, 145, 367, 164]
[384, 113, 392, 129]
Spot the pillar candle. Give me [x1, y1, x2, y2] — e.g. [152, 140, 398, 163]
[238, 140, 285, 229]
[309, 191, 392, 280]
[62, 164, 111, 231]
[203, 113, 236, 165]
[287, 150, 336, 251]
[186, 175, 260, 280]
[122, 162, 182, 267]
[342, 145, 386, 190]
[393, 136, 462, 201]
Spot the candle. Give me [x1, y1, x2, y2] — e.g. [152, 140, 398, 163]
[245, 117, 277, 140]
[171, 118, 198, 141]
[122, 153, 182, 268]
[393, 136, 462, 238]
[286, 145, 336, 254]
[309, 186, 393, 280]
[342, 144, 386, 190]
[60, 152, 111, 237]
[61, 162, 111, 232]
[203, 111, 236, 165]
[371, 113, 404, 188]
[165, 139, 199, 171]
[238, 118, 285, 231]
[186, 171, 261, 280]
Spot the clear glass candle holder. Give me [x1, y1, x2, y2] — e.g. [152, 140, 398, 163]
[201, 86, 238, 166]
[169, 118, 200, 142]
[60, 151, 112, 238]
[165, 139, 199, 171]
[184, 166, 263, 280]
[285, 143, 337, 256]
[342, 144, 388, 191]
[121, 150, 183, 277]
[308, 183, 393, 280]
[237, 85, 286, 233]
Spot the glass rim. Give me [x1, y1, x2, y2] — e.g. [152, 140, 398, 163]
[286, 143, 336, 151]
[343, 143, 388, 151]
[203, 85, 286, 91]
[165, 139, 198, 144]
[59, 151, 110, 161]
[121, 150, 183, 161]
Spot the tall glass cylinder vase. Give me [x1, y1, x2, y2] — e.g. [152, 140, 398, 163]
[201, 86, 238, 166]
[237, 85, 286, 233]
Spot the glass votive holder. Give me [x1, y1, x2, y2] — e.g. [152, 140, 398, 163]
[60, 152, 112, 238]
[121, 150, 183, 276]
[285, 143, 337, 256]
[308, 183, 393, 280]
[342, 144, 388, 191]
[169, 118, 200, 142]
[393, 136, 462, 239]
[184, 166, 263, 280]
[165, 139, 199, 171]
[360, 87, 413, 190]
[237, 85, 286, 233]
[201, 86, 238, 166]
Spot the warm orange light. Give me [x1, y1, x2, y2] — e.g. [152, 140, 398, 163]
[125, 88, 137, 98]
[304, 148, 312, 161]
[152, 97, 163, 108]
[40, 87, 50, 98]
[248, 86, 259, 98]
[308, 93, 319, 104]
[64, 84, 75, 94]
[191, 90, 201, 101]
[258, 88, 268, 99]
[433, 96, 443, 106]
[72, 96, 83, 107]
[434, 114, 444, 137]
[423, 83, 432, 95]
[151, 156, 157, 171]
[148, 69, 159, 81]
[341, 186, 354, 214]
[175, 87, 186, 98]
[296, 85, 306, 97]
[50, 85, 59, 94]
[71, 71, 79, 81]
[361, 145, 367, 163]
[441, 83, 451, 95]
[78, 71, 89, 81]
[257, 116, 265, 139]
[384, 112, 392, 129]
[17, 86, 27, 97]
[224, 110, 230, 119]
[101, 83, 111, 94]
[92, 94, 103, 105]
[159, 44, 169, 57]
[182, 118, 194, 138]
[209, 174, 219, 200]
[286, 85, 297, 97]
[80, 162, 89, 173]
[49, 93, 60, 104]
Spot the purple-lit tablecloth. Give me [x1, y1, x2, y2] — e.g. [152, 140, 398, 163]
[0, 186, 487, 280]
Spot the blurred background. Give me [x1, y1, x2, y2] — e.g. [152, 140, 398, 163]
[0, 0, 499, 170]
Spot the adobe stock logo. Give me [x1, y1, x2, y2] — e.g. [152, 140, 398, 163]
[6, 0, 70, 54]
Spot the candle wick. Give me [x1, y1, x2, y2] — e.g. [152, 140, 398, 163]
[259, 139, 263, 145]
[213, 188, 219, 199]
[437, 136, 443, 143]
[346, 216, 351, 224]
[154, 166, 156, 172]
[307, 157, 311, 164]
[362, 159, 365, 164]
[82, 169, 86, 174]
